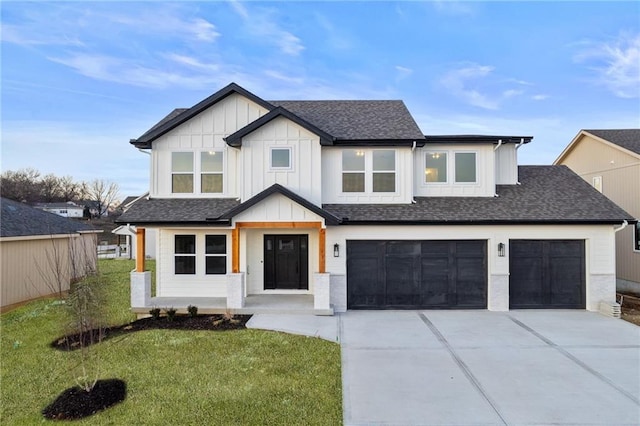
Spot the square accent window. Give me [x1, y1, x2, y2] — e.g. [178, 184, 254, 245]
[271, 148, 291, 169]
[372, 150, 395, 192]
[175, 235, 196, 274]
[342, 150, 365, 192]
[455, 152, 477, 183]
[201, 151, 223, 193]
[205, 235, 227, 274]
[172, 152, 194, 193]
[425, 152, 447, 183]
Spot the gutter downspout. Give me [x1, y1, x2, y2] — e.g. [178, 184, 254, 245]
[411, 141, 417, 203]
[515, 138, 525, 150]
[493, 139, 503, 151]
[614, 220, 628, 233]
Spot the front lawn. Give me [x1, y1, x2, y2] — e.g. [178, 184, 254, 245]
[1, 260, 342, 424]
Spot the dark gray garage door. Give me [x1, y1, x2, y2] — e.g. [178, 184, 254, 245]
[509, 240, 585, 309]
[347, 240, 487, 309]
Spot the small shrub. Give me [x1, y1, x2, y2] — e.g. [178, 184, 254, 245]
[187, 305, 198, 318]
[165, 307, 177, 321]
[149, 308, 161, 320]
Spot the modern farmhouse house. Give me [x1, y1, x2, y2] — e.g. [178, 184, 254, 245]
[118, 83, 633, 315]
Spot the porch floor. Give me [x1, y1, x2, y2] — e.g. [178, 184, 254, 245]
[134, 294, 333, 316]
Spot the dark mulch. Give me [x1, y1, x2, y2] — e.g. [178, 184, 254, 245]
[42, 379, 126, 420]
[51, 314, 252, 351]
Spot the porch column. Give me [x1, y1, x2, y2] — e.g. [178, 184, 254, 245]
[319, 228, 326, 273]
[135, 228, 146, 272]
[232, 227, 240, 273]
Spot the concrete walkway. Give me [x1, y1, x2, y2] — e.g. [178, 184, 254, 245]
[247, 311, 640, 425]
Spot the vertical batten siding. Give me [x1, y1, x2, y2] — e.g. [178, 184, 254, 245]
[495, 144, 518, 184]
[558, 135, 640, 286]
[151, 93, 270, 198]
[1, 234, 97, 310]
[242, 116, 322, 204]
[413, 144, 496, 197]
[157, 229, 232, 298]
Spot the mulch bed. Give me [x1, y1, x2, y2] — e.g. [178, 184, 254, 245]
[42, 379, 126, 420]
[51, 314, 252, 351]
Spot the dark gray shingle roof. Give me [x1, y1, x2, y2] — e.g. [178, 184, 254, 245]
[271, 100, 424, 140]
[1, 198, 96, 238]
[322, 166, 634, 224]
[585, 129, 640, 155]
[116, 198, 241, 224]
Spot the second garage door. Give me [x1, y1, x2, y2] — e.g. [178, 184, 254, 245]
[347, 240, 487, 309]
[509, 240, 585, 309]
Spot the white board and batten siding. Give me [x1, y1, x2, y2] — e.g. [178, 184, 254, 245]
[156, 228, 232, 298]
[240, 117, 323, 205]
[325, 224, 617, 311]
[414, 144, 497, 197]
[150, 93, 270, 198]
[322, 147, 414, 204]
[494, 143, 519, 185]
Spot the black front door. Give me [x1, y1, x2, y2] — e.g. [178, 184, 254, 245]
[264, 235, 309, 290]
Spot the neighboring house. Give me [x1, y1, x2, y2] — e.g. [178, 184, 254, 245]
[34, 201, 84, 218]
[1, 198, 101, 312]
[118, 83, 633, 315]
[555, 129, 640, 294]
[113, 193, 157, 259]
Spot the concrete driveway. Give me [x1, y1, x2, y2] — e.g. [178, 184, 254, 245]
[340, 310, 640, 426]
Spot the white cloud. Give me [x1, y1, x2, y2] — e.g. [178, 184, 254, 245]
[574, 32, 640, 98]
[0, 23, 85, 47]
[440, 64, 499, 109]
[432, 1, 476, 16]
[229, 1, 304, 56]
[163, 53, 220, 72]
[396, 65, 413, 78]
[532, 94, 550, 101]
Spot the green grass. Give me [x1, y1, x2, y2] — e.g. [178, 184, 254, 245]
[1, 259, 342, 425]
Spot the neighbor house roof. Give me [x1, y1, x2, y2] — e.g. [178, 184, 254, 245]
[322, 166, 634, 225]
[1, 198, 97, 238]
[131, 83, 425, 149]
[584, 129, 640, 155]
[34, 202, 84, 210]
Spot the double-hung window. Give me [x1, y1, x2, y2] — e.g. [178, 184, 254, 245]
[201, 151, 223, 193]
[342, 150, 365, 192]
[454, 152, 477, 183]
[205, 235, 227, 274]
[425, 152, 447, 183]
[172, 152, 194, 193]
[372, 150, 396, 192]
[175, 235, 196, 274]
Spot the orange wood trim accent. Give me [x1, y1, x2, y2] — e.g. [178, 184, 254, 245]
[236, 221, 322, 229]
[231, 227, 240, 273]
[319, 228, 326, 273]
[135, 228, 146, 272]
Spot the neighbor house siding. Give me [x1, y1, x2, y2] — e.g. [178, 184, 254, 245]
[151, 93, 270, 198]
[557, 134, 640, 286]
[1, 233, 97, 310]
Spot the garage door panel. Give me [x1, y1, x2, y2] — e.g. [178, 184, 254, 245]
[348, 240, 487, 309]
[510, 240, 585, 309]
[347, 256, 384, 309]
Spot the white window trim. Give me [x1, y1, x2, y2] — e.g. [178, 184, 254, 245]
[269, 146, 294, 171]
[173, 233, 230, 276]
[174, 234, 196, 275]
[200, 150, 225, 194]
[424, 151, 448, 184]
[453, 151, 478, 184]
[205, 234, 228, 275]
[592, 176, 603, 193]
[171, 151, 195, 194]
[341, 149, 398, 194]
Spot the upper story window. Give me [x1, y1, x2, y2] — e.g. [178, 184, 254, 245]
[454, 152, 477, 183]
[270, 147, 292, 170]
[372, 150, 396, 192]
[342, 150, 365, 192]
[172, 152, 194, 193]
[425, 152, 447, 183]
[342, 149, 396, 193]
[201, 151, 223, 193]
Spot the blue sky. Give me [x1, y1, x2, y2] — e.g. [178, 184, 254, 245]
[2, 1, 639, 198]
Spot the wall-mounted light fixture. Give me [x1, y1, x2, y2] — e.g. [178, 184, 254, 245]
[498, 242, 505, 257]
[333, 243, 340, 257]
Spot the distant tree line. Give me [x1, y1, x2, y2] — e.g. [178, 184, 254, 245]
[0, 168, 120, 217]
